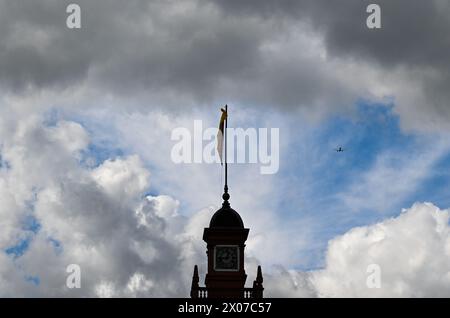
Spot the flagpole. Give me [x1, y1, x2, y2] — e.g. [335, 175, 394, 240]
[223, 104, 229, 204]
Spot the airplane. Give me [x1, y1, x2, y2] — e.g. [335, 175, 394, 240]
[335, 146, 345, 152]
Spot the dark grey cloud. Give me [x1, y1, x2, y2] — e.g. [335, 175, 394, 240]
[0, 0, 361, 112]
[0, 0, 449, 128]
[214, 0, 450, 68]
[212, 0, 450, 129]
[0, 1, 265, 102]
[316, 0, 450, 70]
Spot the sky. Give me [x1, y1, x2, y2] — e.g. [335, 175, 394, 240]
[1, 0, 450, 297]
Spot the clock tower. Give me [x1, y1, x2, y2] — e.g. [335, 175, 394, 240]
[190, 190, 264, 298]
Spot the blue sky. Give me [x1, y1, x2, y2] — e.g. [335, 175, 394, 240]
[274, 101, 450, 269]
[23, 99, 446, 273]
[7, 98, 450, 275]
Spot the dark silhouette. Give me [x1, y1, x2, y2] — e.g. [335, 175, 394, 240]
[335, 146, 345, 152]
[190, 191, 264, 298]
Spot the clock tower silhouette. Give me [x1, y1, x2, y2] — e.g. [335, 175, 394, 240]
[190, 190, 264, 298]
[190, 105, 264, 298]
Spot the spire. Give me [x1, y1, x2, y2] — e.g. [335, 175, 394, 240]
[252, 265, 264, 298]
[190, 265, 199, 298]
[192, 265, 199, 284]
[256, 265, 263, 284]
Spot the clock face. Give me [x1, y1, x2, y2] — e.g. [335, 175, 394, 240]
[214, 245, 239, 271]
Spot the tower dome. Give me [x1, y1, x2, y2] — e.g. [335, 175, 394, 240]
[209, 203, 244, 228]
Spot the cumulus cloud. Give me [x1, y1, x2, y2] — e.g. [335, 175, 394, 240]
[0, 115, 205, 297]
[1, 113, 450, 297]
[0, 111, 297, 297]
[312, 202, 450, 297]
[253, 202, 450, 298]
[91, 155, 149, 200]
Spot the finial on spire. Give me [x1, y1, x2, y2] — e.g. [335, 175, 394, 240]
[191, 265, 199, 288]
[222, 185, 230, 207]
[252, 265, 264, 298]
[190, 265, 199, 298]
[256, 265, 263, 284]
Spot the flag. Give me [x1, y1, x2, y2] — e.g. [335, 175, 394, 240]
[217, 107, 227, 165]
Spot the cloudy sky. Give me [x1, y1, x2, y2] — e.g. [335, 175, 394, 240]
[1, 0, 450, 297]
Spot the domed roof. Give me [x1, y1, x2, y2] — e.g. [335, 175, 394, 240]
[209, 204, 244, 228]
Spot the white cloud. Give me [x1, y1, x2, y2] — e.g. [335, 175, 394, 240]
[0, 115, 203, 297]
[243, 202, 450, 298]
[95, 281, 116, 298]
[1, 108, 450, 298]
[311, 202, 450, 297]
[264, 267, 317, 298]
[91, 155, 150, 200]
[48, 121, 89, 155]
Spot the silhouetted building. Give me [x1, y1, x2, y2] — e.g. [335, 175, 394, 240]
[190, 191, 264, 298]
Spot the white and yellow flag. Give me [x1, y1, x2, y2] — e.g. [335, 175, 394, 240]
[216, 107, 227, 165]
